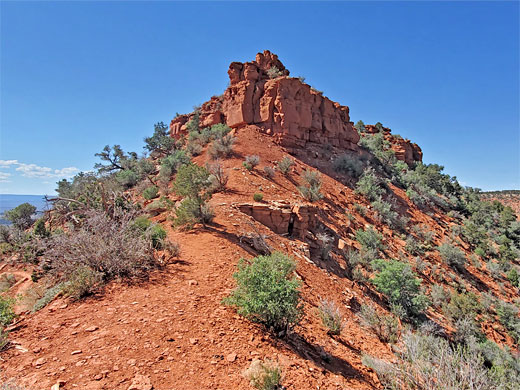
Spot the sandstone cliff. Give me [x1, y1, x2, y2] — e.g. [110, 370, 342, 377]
[170, 50, 422, 166]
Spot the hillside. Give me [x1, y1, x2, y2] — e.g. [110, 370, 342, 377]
[482, 191, 520, 219]
[1, 51, 519, 390]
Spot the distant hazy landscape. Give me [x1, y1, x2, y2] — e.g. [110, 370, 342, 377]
[0, 194, 47, 225]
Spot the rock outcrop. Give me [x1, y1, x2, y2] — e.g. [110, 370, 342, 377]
[170, 50, 360, 151]
[237, 201, 317, 240]
[169, 51, 422, 163]
[222, 51, 359, 150]
[363, 124, 422, 166]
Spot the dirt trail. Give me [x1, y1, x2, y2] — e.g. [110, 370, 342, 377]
[1, 227, 379, 390]
[2, 127, 517, 390]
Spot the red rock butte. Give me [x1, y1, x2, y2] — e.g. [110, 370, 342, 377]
[170, 50, 422, 166]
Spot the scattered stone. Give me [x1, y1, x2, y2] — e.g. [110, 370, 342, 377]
[85, 326, 98, 332]
[127, 374, 153, 390]
[93, 374, 103, 381]
[71, 350, 82, 355]
[226, 352, 237, 362]
[187, 280, 198, 286]
[189, 338, 198, 345]
[32, 357, 46, 367]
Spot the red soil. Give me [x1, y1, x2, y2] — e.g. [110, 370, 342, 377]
[1, 126, 517, 389]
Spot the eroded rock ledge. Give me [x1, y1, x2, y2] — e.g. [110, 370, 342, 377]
[236, 201, 317, 240]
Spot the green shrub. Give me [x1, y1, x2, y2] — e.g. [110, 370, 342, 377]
[354, 120, 365, 133]
[137, 158, 156, 177]
[0, 296, 15, 327]
[243, 359, 282, 390]
[359, 304, 399, 343]
[208, 123, 231, 139]
[63, 265, 103, 300]
[132, 216, 152, 231]
[115, 169, 139, 188]
[438, 243, 466, 271]
[478, 340, 520, 389]
[174, 198, 204, 230]
[372, 259, 428, 318]
[507, 268, 519, 287]
[253, 193, 264, 202]
[496, 301, 520, 342]
[487, 261, 503, 280]
[224, 252, 302, 332]
[371, 198, 400, 229]
[443, 291, 481, 323]
[298, 170, 323, 202]
[32, 283, 65, 312]
[277, 157, 294, 176]
[32, 218, 49, 238]
[4, 202, 36, 230]
[185, 111, 200, 133]
[356, 167, 385, 201]
[405, 236, 425, 256]
[355, 226, 384, 253]
[186, 139, 203, 156]
[173, 163, 213, 228]
[159, 149, 191, 185]
[149, 224, 167, 249]
[318, 300, 343, 335]
[333, 154, 364, 178]
[143, 186, 159, 200]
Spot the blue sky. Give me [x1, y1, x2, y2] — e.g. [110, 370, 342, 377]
[1, 1, 518, 195]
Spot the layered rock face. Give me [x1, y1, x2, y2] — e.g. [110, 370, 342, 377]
[222, 51, 359, 149]
[170, 96, 224, 138]
[364, 124, 422, 166]
[169, 51, 422, 165]
[170, 50, 360, 150]
[237, 201, 317, 240]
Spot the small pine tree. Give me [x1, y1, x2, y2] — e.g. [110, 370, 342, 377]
[355, 120, 366, 133]
[5, 203, 37, 230]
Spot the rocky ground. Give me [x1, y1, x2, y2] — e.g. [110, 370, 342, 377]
[1, 51, 518, 390]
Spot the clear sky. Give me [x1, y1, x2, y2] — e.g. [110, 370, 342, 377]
[1, 1, 518, 195]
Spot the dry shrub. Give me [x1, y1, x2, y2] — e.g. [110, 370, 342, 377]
[359, 304, 399, 343]
[318, 299, 343, 335]
[363, 332, 494, 390]
[43, 210, 160, 281]
[243, 359, 282, 390]
[207, 162, 228, 193]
